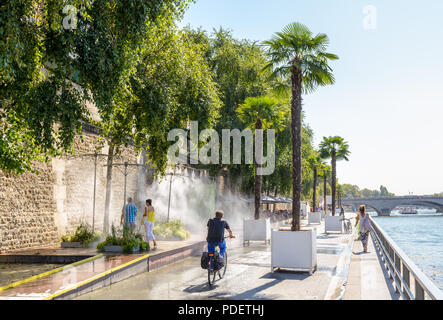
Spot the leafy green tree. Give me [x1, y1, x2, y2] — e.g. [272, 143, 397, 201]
[237, 95, 287, 219]
[319, 136, 350, 216]
[98, 22, 221, 233]
[0, 0, 189, 174]
[263, 22, 338, 230]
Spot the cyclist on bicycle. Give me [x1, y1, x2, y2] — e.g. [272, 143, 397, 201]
[206, 210, 234, 258]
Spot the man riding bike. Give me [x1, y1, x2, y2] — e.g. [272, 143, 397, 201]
[206, 210, 235, 258]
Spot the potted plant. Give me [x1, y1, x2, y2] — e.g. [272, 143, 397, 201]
[96, 225, 149, 253]
[271, 228, 317, 274]
[61, 223, 101, 248]
[264, 22, 337, 274]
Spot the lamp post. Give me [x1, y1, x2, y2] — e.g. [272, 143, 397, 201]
[65, 152, 108, 232]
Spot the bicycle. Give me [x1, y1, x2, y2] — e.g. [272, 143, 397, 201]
[207, 236, 233, 287]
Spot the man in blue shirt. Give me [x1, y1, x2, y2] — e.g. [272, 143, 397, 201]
[206, 210, 234, 258]
[121, 197, 138, 230]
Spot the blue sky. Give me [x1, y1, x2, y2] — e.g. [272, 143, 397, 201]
[179, 0, 443, 195]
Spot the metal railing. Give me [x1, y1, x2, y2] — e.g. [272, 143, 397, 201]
[369, 216, 443, 300]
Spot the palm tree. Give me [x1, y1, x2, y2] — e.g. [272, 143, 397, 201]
[317, 163, 330, 214]
[307, 153, 325, 211]
[319, 136, 350, 216]
[263, 23, 338, 230]
[237, 95, 287, 220]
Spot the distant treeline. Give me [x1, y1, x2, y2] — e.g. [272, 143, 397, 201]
[340, 184, 395, 198]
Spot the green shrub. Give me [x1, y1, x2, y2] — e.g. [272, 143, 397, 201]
[96, 225, 150, 253]
[153, 218, 190, 241]
[61, 223, 100, 247]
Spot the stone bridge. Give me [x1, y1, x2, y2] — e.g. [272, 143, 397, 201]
[342, 196, 443, 216]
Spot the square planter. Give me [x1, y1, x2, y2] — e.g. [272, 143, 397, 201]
[243, 218, 271, 245]
[104, 245, 140, 253]
[308, 212, 321, 224]
[61, 241, 99, 249]
[271, 229, 317, 274]
[325, 215, 343, 233]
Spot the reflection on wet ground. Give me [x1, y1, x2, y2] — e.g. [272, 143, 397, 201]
[0, 264, 60, 287]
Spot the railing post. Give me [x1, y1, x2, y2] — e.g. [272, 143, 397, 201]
[415, 280, 425, 300]
[393, 253, 400, 293]
[402, 262, 410, 300]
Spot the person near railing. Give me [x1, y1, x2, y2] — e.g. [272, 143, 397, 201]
[355, 204, 371, 252]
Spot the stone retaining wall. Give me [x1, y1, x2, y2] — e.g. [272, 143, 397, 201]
[0, 131, 141, 253]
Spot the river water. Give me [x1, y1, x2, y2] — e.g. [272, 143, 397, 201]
[372, 209, 443, 291]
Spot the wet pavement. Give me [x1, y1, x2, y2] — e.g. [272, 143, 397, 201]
[0, 236, 204, 300]
[75, 217, 356, 300]
[0, 264, 60, 287]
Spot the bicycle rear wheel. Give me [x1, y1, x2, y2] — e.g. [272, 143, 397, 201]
[208, 259, 217, 287]
[218, 252, 228, 279]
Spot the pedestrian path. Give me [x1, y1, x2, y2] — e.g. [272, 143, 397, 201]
[0, 237, 204, 300]
[344, 233, 400, 300]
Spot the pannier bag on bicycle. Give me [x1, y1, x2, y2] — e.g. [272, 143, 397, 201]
[213, 252, 225, 271]
[201, 252, 210, 269]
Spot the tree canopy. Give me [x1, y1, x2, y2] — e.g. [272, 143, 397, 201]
[0, 0, 191, 174]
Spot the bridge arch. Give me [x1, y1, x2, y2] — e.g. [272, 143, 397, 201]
[342, 196, 443, 216]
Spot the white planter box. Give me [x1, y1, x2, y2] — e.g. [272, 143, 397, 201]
[243, 219, 271, 245]
[308, 212, 321, 224]
[325, 215, 342, 233]
[271, 229, 317, 274]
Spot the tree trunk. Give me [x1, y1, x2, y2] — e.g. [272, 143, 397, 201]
[104, 143, 114, 234]
[273, 187, 278, 213]
[312, 167, 317, 211]
[324, 174, 327, 215]
[331, 150, 336, 216]
[290, 65, 303, 231]
[254, 117, 263, 220]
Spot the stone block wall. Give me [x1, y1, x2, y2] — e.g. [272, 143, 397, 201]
[0, 131, 142, 253]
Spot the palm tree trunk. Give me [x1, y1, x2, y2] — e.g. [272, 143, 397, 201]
[312, 167, 317, 211]
[290, 65, 303, 231]
[254, 117, 263, 220]
[324, 174, 327, 215]
[273, 187, 278, 213]
[104, 143, 114, 234]
[331, 150, 336, 216]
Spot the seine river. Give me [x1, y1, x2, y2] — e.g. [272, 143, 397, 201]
[372, 209, 443, 291]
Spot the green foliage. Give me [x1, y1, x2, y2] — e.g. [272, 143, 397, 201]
[319, 136, 351, 162]
[125, 24, 221, 175]
[96, 225, 149, 253]
[341, 184, 395, 198]
[153, 218, 190, 241]
[60, 223, 100, 246]
[262, 22, 338, 95]
[0, 0, 192, 174]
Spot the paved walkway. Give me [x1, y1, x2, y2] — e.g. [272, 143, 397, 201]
[344, 231, 401, 300]
[76, 217, 355, 300]
[0, 237, 203, 300]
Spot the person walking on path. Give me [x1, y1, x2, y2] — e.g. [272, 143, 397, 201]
[143, 199, 157, 249]
[121, 197, 137, 230]
[355, 205, 371, 252]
